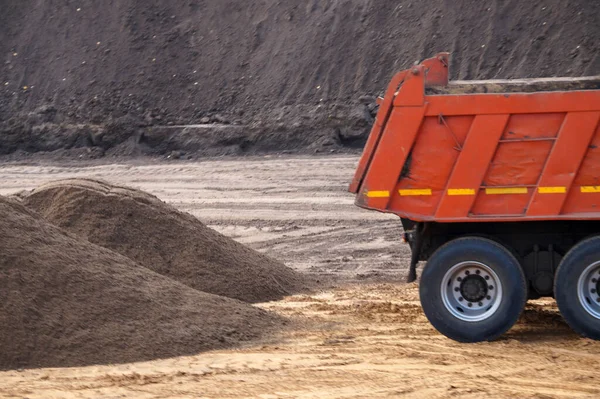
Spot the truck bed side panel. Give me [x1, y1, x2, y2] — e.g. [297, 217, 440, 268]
[352, 53, 600, 223]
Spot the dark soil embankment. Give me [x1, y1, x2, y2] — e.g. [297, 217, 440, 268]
[1, 0, 598, 157]
[21, 179, 307, 303]
[0, 195, 283, 370]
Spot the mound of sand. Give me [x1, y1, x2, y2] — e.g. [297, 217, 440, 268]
[0, 196, 282, 370]
[21, 179, 307, 303]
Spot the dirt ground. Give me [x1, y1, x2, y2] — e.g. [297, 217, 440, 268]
[0, 156, 406, 281]
[1, 155, 600, 398]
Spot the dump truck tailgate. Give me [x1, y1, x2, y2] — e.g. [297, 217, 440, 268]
[350, 53, 600, 222]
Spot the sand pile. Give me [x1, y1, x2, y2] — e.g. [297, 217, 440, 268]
[0, 196, 282, 370]
[21, 179, 307, 303]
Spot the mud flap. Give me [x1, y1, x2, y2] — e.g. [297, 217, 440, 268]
[406, 223, 424, 283]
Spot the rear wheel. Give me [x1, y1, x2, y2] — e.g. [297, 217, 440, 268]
[419, 237, 527, 342]
[554, 236, 600, 340]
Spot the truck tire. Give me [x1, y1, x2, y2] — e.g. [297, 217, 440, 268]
[554, 236, 600, 340]
[419, 237, 527, 342]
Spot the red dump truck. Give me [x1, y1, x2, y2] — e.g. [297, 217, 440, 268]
[350, 52, 600, 342]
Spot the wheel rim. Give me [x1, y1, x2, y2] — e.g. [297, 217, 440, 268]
[440, 261, 503, 322]
[577, 261, 600, 320]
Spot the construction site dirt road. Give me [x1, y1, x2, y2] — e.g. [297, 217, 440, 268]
[1, 155, 599, 398]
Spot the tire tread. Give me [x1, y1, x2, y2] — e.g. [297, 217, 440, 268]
[419, 236, 527, 342]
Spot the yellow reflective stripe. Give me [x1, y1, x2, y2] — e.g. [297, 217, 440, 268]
[485, 187, 528, 195]
[366, 190, 390, 198]
[581, 186, 600, 193]
[538, 187, 566, 194]
[448, 189, 475, 196]
[366, 186, 600, 198]
[399, 189, 432, 196]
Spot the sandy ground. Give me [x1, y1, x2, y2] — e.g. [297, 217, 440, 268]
[0, 155, 407, 281]
[1, 155, 599, 399]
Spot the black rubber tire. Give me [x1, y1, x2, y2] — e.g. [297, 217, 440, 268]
[419, 237, 527, 343]
[554, 236, 600, 340]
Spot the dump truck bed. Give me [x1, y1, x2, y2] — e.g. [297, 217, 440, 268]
[350, 53, 600, 222]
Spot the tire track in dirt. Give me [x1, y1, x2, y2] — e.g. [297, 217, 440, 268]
[2, 156, 600, 398]
[1, 284, 598, 398]
[0, 155, 405, 280]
